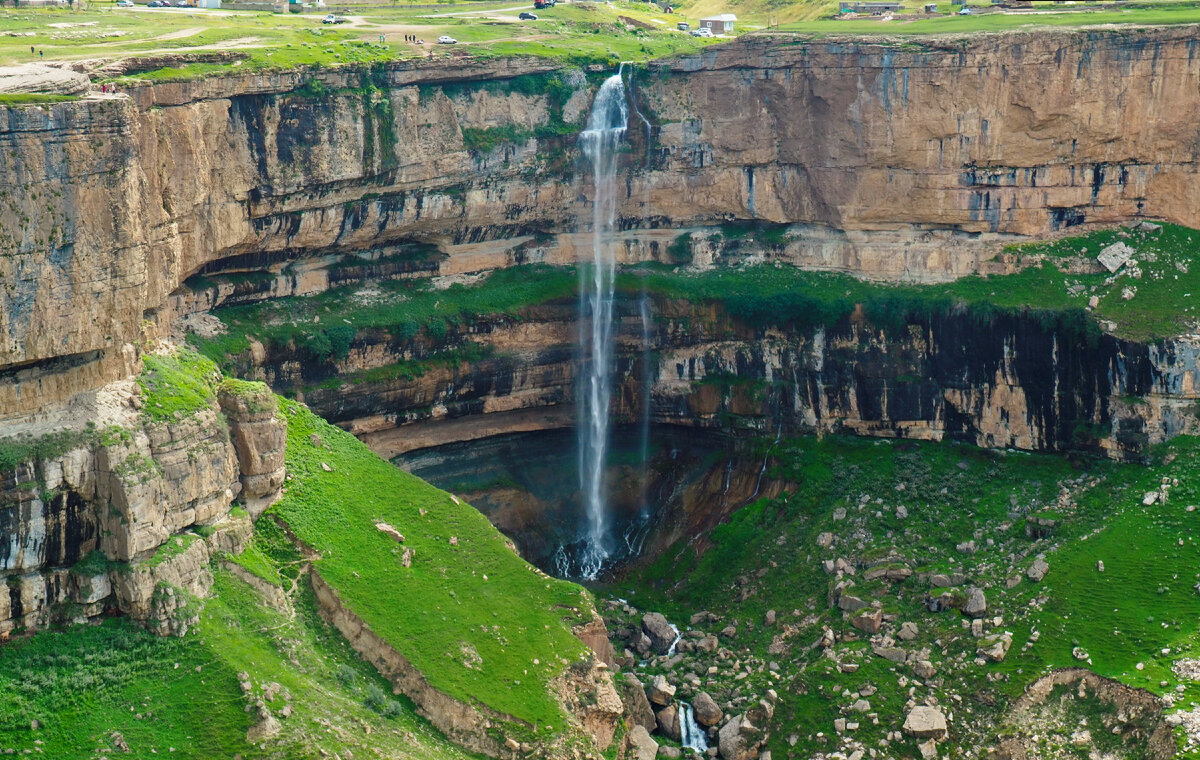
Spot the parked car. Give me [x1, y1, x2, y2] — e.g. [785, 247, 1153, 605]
[691, 27, 712, 37]
[518, 11, 537, 19]
[958, 6, 972, 13]
[175, 1, 190, 7]
[146, 2, 163, 7]
[677, 21, 690, 30]
[437, 35, 458, 43]
[116, 0, 134, 7]
[322, 13, 347, 23]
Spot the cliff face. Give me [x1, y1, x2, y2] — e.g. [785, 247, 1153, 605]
[0, 378, 285, 636]
[214, 294, 1196, 462]
[7, 28, 1200, 422]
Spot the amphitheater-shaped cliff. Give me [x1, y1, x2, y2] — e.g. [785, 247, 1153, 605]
[6, 27, 1200, 426]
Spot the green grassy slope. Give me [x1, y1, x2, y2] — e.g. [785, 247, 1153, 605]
[0, 565, 481, 759]
[269, 400, 595, 735]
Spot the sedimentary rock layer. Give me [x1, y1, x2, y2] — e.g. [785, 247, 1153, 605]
[7, 28, 1200, 418]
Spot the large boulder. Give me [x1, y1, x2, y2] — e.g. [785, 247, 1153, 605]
[1027, 558, 1050, 582]
[903, 706, 948, 740]
[656, 703, 681, 742]
[647, 674, 676, 707]
[627, 725, 659, 760]
[618, 673, 656, 733]
[964, 588, 987, 618]
[851, 607, 883, 634]
[642, 612, 678, 654]
[693, 691, 723, 727]
[717, 714, 763, 760]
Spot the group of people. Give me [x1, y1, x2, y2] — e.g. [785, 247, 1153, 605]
[403, 34, 423, 43]
[99, 83, 117, 94]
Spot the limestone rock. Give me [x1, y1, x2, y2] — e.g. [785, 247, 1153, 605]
[898, 621, 919, 641]
[647, 674, 676, 707]
[717, 714, 763, 760]
[693, 691, 723, 727]
[1097, 241, 1135, 272]
[656, 703, 681, 742]
[0, 63, 89, 95]
[964, 587, 987, 618]
[618, 673, 656, 733]
[980, 634, 1012, 662]
[1026, 558, 1050, 582]
[642, 612, 677, 654]
[627, 725, 658, 760]
[902, 706, 948, 740]
[851, 607, 883, 634]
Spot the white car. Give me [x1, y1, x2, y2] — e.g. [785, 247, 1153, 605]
[691, 27, 712, 37]
[116, 0, 134, 6]
[437, 35, 458, 44]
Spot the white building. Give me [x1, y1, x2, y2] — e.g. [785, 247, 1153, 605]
[698, 13, 736, 34]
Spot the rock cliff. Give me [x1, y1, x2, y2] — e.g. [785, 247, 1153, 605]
[0, 364, 285, 636]
[8, 28, 1200, 423]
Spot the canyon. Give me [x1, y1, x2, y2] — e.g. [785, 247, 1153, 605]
[5, 22, 1200, 760]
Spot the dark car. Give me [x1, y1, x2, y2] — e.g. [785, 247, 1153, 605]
[519, 11, 537, 19]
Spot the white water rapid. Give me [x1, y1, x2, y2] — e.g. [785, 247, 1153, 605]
[679, 702, 710, 754]
[576, 68, 629, 580]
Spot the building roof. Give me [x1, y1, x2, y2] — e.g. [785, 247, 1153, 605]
[701, 13, 737, 21]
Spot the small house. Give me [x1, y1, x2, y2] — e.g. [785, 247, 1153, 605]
[197, 0, 221, 7]
[838, 1, 901, 12]
[698, 14, 736, 34]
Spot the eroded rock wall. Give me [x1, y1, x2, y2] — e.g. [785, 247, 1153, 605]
[0, 379, 279, 635]
[8, 28, 1200, 420]
[219, 293, 1197, 461]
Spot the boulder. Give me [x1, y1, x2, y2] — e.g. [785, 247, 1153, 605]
[1026, 558, 1050, 582]
[630, 629, 653, 656]
[1097, 241, 1135, 273]
[642, 612, 678, 654]
[764, 609, 776, 626]
[656, 703, 681, 742]
[618, 673, 656, 733]
[838, 594, 869, 612]
[658, 747, 682, 759]
[902, 706, 948, 740]
[695, 634, 719, 653]
[717, 715, 762, 760]
[964, 588, 987, 618]
[980, 634, 1012, 663]
[851, 607, 883, 634]
[912, 660, 938, 680]
[647, 675, 676, 707]
[898, 621, 919, 641]
[627, 725, 659, 760]
[693, 691, 723, 727]
[873, 646, 907, 663]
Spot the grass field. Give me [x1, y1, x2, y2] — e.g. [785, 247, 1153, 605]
[0, 565, 481, 759]
[6, 0, 1200, 78]
[268, 398, 596, 735]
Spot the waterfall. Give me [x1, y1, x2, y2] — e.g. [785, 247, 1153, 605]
[679, 702, 710, 754]
[637, 284, 653, 517]
[576, 68, 629, 580]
